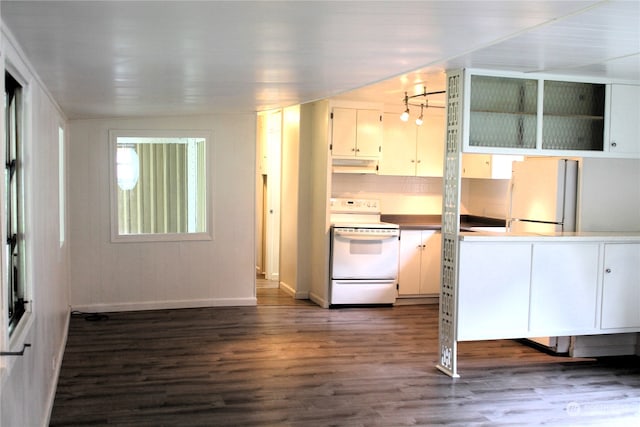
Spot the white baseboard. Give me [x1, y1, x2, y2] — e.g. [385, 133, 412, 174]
[279, 281, 310, 300]
[309, 292, 328, 308]
[395, 296, 439, 305]
[71, 297, 257, 313]
[43, 309, 71, 427]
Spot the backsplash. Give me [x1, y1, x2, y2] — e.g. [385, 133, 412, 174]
[464, 178, 510, 219]
[331, 174, 444, 214]
[331, 173, 509, 219]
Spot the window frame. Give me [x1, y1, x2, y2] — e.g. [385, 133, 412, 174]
[108, 129, 213, 243]
[2, 68, 33, 348]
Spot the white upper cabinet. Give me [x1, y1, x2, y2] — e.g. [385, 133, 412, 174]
[379, 112, 416, 175]
[331, 107, 382, 159]
[461, 154, 522, 179]
[380, 108, 444, 177]
[454, 69, 639, 159]
[607, 84, 640, 156]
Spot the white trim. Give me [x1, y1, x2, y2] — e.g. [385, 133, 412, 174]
[71, 298, 257, 313]
[309, 291, 328, 308]
[279, 281, 310, 300]
[43, 310, 70, 427]
[108, 129, 213, 243]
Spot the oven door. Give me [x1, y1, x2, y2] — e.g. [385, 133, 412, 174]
[331, 227, 400, 279]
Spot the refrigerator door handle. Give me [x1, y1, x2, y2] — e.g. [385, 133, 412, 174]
[506, 180, 515, 231]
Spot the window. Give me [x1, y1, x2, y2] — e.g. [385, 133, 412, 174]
[110, 130, 210, 242]
[5, 71, 27, 335]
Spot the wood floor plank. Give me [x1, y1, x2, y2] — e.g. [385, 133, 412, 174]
[50, 301, 640, 426]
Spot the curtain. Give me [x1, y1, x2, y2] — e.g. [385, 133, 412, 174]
[118, 143, 188, 234]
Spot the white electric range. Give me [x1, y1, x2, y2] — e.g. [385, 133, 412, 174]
[329, 198, 400, 306]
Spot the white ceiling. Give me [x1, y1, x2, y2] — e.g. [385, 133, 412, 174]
[2, 1, 639, 119]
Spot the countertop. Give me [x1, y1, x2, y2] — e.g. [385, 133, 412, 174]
[380, 214, 505, 231]
[459, 231, 640, 242]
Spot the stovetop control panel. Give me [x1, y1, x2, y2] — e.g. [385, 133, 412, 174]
[330, 198, 380, 214]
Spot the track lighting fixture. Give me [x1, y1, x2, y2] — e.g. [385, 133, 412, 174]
[400, 86, 445, 126]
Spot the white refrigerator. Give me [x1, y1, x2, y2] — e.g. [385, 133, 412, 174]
[507, 157, 579, 353]
[507, 157, 579, 234]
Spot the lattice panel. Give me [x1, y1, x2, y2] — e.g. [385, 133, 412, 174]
[437, 70, 462, 378]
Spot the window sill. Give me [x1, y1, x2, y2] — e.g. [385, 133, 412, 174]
[111, 231, 213, 243]
[1, 311, 34, 375]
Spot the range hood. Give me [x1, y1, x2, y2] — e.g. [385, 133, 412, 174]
[332, 158, 378, 174]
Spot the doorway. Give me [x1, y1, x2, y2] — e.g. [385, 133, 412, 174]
[256, 110, 281, 285]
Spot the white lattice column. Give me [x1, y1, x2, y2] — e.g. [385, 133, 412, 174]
[436, 70, 463, 378]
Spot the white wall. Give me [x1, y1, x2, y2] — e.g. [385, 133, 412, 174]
[0, 27, 70, 427]
[280, 106, 301, 295]
[578, 158, 640, 232]
[462, 178, 510, 219]
[68, 114, 256, 312]
[309, 101, 332, 307]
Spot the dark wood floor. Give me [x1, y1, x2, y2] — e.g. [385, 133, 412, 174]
[51, 297, 640, 426]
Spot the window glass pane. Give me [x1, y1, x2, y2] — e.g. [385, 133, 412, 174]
[59, 126, 65, 246]
[112, 134, 208, 239]
[5, 71, 26, 334]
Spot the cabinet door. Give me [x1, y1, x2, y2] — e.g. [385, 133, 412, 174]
[601, 243, 640, 329]
[608, 85, 640, 156]
[461, 154, 491, 178]
[529, 243, 599, 335]
[542, 80, 605, 152]
[467, 74, 538, 150]
[379, 113, 417, 176]
[420, 231, 441, 294]
[355, 109, 382, 158]
[416, 109, 445, 177]
[331, 107, 357, 157]
[457, 242, 531, 340]
[462, 154, 519, 179]
[397, 230, 422, 295]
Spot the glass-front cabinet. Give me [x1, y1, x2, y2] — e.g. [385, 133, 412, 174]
[460, 69, 637, 158]
[542, 80, 605, 151]
[469, 75, 538, 150]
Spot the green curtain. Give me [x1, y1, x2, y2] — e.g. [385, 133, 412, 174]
[118, 143, 188, 234]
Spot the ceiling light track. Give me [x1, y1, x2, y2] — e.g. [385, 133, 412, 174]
[401, 87, 446, 126]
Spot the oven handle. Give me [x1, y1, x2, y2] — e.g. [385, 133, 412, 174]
[334, 230, 399, 240]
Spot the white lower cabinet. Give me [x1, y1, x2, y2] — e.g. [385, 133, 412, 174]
[529, 243, 600, 334]
[601, 243, 640, 329]
[457, 237, 640, 343]
[398, 230, 441, 296]
[457, 242, 532, 340]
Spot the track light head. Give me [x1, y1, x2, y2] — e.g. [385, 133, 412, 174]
[415, 104, 424, 126]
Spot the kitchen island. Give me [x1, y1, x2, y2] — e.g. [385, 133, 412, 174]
[438, 230, 640, 377]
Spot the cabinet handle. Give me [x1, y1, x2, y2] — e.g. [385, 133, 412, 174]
[417, 160, 421, 163]
[611, 141, 617, 148]
[605, 268, 612, 273]
[356, 148, 360, 152]
[351, 148, 356, 152]
[411, 160, 415, 163]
